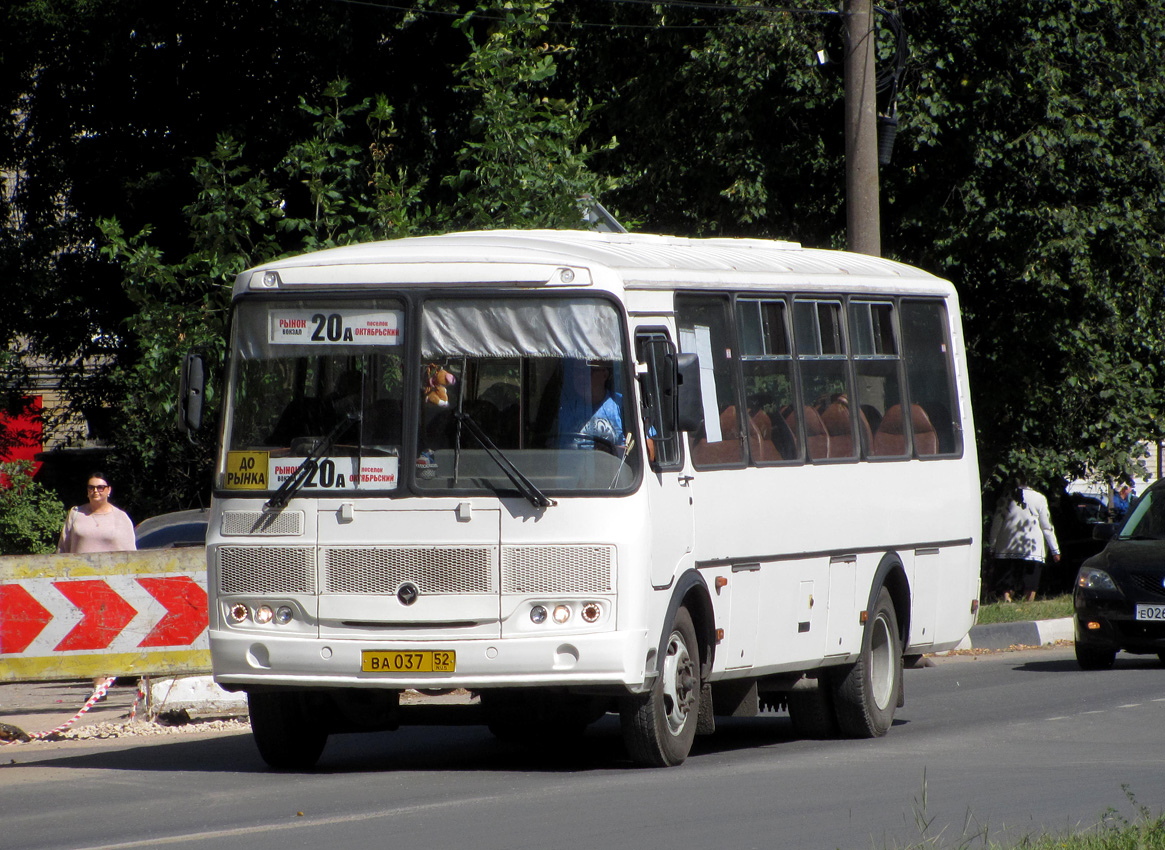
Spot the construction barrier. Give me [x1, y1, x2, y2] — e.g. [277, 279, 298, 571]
[0, 548, 211, 682]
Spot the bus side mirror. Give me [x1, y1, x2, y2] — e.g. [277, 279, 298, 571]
[669, 352, 703, 433]
[178, 350, 206, 434]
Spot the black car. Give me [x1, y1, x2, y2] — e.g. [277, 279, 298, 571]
[1073, 481, 1165, 669]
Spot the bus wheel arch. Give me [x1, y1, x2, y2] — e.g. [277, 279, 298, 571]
[830, 555, 909, 738]
[621, 571, 712, 767]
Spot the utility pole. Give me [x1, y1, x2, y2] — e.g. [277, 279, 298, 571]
[843, 0, 880, 257]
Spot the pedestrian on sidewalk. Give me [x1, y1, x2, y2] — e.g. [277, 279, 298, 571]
[987, 474, 1060, 602]
[56, 471, 136, 694]
[57, 471, 136, 555]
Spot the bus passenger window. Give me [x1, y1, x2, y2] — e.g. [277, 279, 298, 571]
[850, 301, 907, 459]
[738, 298, 799, 463]
[794, 300, 855, 461]
[901, 300, 961, 456]
[677, 295, 744, 467]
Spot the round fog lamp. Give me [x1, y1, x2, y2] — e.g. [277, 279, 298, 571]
[228, 603, 249, 623]
[275, 606, 294, 625]
[530, 605, 548, 625]
[552, 605, 571, 624]
[581, 602, 602, 623]
[255, 605, 274, 624]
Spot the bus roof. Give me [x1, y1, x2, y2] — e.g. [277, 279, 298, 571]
[234, 229, 949, 299]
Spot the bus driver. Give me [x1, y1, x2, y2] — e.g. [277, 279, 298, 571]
[558, 359, 624, 452]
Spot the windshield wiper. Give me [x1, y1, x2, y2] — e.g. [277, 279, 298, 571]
[265, 413, 360, 510]
[453, 411, 556, 509]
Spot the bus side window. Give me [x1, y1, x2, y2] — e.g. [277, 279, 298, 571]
[849, 301, 908, 459]
[676, 295, 744, 468]
[738, 298, 800, 463]
[900, 300, 962, 456]
[794, 300, 856, 461]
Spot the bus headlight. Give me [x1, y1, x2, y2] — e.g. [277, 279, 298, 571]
[255, 605, 274, 624]
[275, 606, 294, 625]
[530, 605, 548, 625]
[552, 605, 571, 624]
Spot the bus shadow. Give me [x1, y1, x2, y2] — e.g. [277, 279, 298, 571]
[7, 711, 865, 775]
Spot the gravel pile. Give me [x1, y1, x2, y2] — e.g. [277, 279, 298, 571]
[10, 716, 251, 744]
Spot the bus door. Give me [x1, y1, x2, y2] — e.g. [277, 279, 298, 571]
[637, 330, 696, 588]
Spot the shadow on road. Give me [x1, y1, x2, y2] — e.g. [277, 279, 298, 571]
[5, 711, 865, 775]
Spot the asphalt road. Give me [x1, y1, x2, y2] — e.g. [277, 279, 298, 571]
[4, 645, 1165, 850]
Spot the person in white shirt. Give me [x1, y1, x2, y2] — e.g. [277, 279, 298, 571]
[987, 475, 1060, 602]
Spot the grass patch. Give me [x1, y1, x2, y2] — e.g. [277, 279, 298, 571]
[976, 594, 1073, 625]
[894, 780, 1165, 849]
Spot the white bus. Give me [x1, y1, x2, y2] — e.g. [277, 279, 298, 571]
[180, 229, 981, 769]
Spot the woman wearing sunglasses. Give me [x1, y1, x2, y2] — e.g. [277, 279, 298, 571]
[56, 471, 137, 554]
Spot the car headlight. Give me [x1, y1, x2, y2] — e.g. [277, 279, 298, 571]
[1077, 567, 1119, 593]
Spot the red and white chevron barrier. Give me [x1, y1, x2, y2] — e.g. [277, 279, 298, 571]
[0, 549, 212, 682]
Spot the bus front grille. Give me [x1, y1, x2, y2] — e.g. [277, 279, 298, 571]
[217, 544, 616, 596]
[219, 546, 317, 594]
[221, 510, 304, 536]
[323, 546, 495, 595]
[501, 545, 615, 594]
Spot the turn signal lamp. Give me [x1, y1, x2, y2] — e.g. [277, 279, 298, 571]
[1086, 621, 1101, 631]
[228, 603, 249, 623]
[581, 602, 602, 623]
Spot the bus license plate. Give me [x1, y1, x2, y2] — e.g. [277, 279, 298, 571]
[1135, 605, 1165, 621]
[361, 650, 456, 673]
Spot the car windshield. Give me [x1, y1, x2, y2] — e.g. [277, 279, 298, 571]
[218, 295, 639, 497]
[1117, 488, 1165, 539]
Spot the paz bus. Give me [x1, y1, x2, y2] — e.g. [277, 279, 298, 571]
[179, 229, 981, 769]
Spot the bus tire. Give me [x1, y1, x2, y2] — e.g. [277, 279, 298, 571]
[831, 587, 901, 738]
[248, 691, 328, 771]
[620, 607, 701, 767]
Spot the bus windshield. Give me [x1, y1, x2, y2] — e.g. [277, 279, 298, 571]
[219, 295, 639, 496]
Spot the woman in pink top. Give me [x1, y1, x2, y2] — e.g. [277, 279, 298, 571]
[56, 471, 137, 554]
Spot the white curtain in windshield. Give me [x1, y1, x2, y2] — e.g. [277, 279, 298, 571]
[421, 298, 622, 359]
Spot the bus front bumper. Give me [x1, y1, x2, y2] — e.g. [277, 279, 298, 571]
[209, 628, 651, 691]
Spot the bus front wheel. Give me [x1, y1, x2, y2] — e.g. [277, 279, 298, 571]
[831, 587, 902, 738]
[620, 607, 701, 767]
[248, 691, 328, 771]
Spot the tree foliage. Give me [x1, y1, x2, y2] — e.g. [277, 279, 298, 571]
[0, 461, 66, 554]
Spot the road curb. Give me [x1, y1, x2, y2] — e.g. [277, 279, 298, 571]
[953, 617, 1074, 651]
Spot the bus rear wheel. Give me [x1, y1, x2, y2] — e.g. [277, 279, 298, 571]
[831, 587, 902, 738]
[248, 691, 328, 771]
[620, 607, 701, 767]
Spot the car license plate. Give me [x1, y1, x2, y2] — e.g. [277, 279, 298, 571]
[361, 650, 456, 673]
[1135, 605, 1165, 621]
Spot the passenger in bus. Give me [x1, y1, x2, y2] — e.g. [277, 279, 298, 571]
[558, 359, 624, 452]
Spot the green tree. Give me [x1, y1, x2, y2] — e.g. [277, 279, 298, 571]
[0, 461, 66, 554]
[444, 0, 619, 228]
[884, 0, 1165, 493]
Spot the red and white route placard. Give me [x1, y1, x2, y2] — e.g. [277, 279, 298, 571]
[0, 548, 211, 682]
